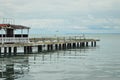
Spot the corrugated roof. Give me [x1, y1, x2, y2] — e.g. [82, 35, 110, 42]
[0, 24, 30, 29]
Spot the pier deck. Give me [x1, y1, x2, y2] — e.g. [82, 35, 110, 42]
[0, 37, 100, 56]
[0, 39, 99, 47]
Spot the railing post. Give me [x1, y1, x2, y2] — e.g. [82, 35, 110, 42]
[27, 29, 29, 43]
[2, 27, 4, 44]
[0, 37, 28, 43]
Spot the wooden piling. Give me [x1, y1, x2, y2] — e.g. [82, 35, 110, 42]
[8, 47, 12, 56]
[73, 43, 76, 48]
[51, 44, 53, 50]
[91, 41, 94, 47]
[24, 46, 27, 54]
[27, 46, 32, 53]
[80, 42, 85, 47]
[38, 45, 42, 52]
[63, 44, 66, 49]
[13, 47, 17, 55]
[77, 43, 80, 48]
[69, 43, 72, 48]
[65, 44, 67, 49]
[4, 47, 7, 56]
[55, 44, 58, 50]
[86, 42, 88, 47]
[47, 45, 50, 51]
[80, 42, 82, 47]
[67, 43, 70, 49]
[94, 41, 96, 46]
[59, 44, 62, 50]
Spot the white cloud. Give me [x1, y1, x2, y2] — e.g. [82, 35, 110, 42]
[1, 0, 120, 14]
[1, 0, 120, 33]
[72, 26, 88, 30]
[15, 18, 65, 28]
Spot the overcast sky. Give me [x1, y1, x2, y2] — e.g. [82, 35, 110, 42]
[0, 0, 120, 34]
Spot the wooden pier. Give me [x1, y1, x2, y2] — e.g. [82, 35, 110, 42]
[0, 23, 99, 57]
[0, 36, 99, 56]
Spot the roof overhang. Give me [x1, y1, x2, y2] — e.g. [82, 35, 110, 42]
[0, 24, 30, 29]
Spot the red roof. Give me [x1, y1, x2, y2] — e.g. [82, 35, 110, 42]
[0, 24, 8, 27]
[0, 24, 30, 29]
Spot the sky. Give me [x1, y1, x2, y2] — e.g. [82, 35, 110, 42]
[0, 0, 120, 34]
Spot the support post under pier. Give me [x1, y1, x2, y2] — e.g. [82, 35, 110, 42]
[86, 42, 88, 47]
[63, 44, 66, 49]
[73, 43, 76, 48]
[24, 46, 27, 54]
[91, 42, 94, 47]
[77, 43, 80, 48]
[27, 46, 32, 53]
[47, 45, 50, 51]
[59, 44, 62, 50]
[51, 44, 53, 51]
[55, 44, 58, 50]
[38, 45, 42, 52]
[13, 47, 17, 55]
[94, 41, 96, 46]
[8, 47, 12, 56]
[4, 47, 7, 56]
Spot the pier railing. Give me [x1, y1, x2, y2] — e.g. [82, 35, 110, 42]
[0, 37, 28, 43]
[29, 35, 86, 43]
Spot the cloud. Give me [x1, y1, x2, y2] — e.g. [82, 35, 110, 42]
[1, 0, 120, 16]
[1, 0, 120, 33]
[15, 18, 65, 29]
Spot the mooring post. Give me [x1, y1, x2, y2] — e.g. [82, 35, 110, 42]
[4, 47, 7, 56]
[13, 47, 17, 55]
[38, 45, 42, 52]
[8, 47, 12, 56]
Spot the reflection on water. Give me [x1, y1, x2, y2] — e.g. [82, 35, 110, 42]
[0, 56, 29, 80]
[0, 47, 97, 80]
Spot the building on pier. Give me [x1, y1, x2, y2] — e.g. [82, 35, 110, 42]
[0, 24, 30, 44]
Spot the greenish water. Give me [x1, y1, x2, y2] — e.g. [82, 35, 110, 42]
[0, 34, 120, 80]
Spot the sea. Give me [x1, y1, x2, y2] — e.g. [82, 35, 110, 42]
[0, 34, 120, 80]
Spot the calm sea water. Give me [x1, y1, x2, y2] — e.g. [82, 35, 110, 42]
[0, 34, 120, 80]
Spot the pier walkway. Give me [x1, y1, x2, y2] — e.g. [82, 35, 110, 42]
[0, 36, 99, 56]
